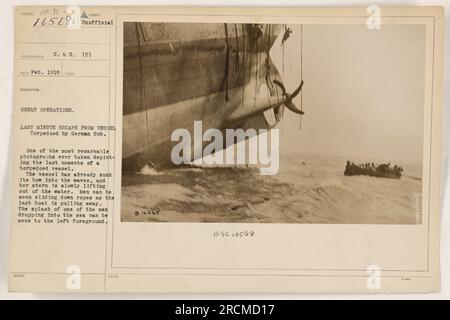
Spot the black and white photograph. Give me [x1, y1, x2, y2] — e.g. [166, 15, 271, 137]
[4, 3, 446, 296]
[121, 22, 425, 224]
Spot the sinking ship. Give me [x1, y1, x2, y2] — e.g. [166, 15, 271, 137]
[122, 22, 304, 171]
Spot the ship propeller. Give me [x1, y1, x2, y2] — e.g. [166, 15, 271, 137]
[273, 79, 304, 115]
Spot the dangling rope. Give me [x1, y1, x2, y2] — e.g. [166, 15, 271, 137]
[248, 28, 253, 103]
[135, 22, 152, 155]
[282, 24, 286, 79]
[265, 24, 272, 103]
[240, 24, 245, 109]
[299, 24, 304, 129]
[272, 24, 281, 119]
[224, 23, 230, 102]
[234, 24, 239, 72]
[252, 26, 260, 109]
[288, 29, 292, 73]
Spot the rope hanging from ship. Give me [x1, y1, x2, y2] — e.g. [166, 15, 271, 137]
[272, 24, 281, 117]
[135, 22, 152, 156]
[299, 24, 304, 129]
[234, 24, 239, 72]
[253, 25, 260, 110]
[240, 24, 246, 109]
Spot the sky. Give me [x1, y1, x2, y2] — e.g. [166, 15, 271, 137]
[272, 24, 426, 164]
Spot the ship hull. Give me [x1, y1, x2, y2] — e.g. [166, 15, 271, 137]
[122, 23, 283, 171]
